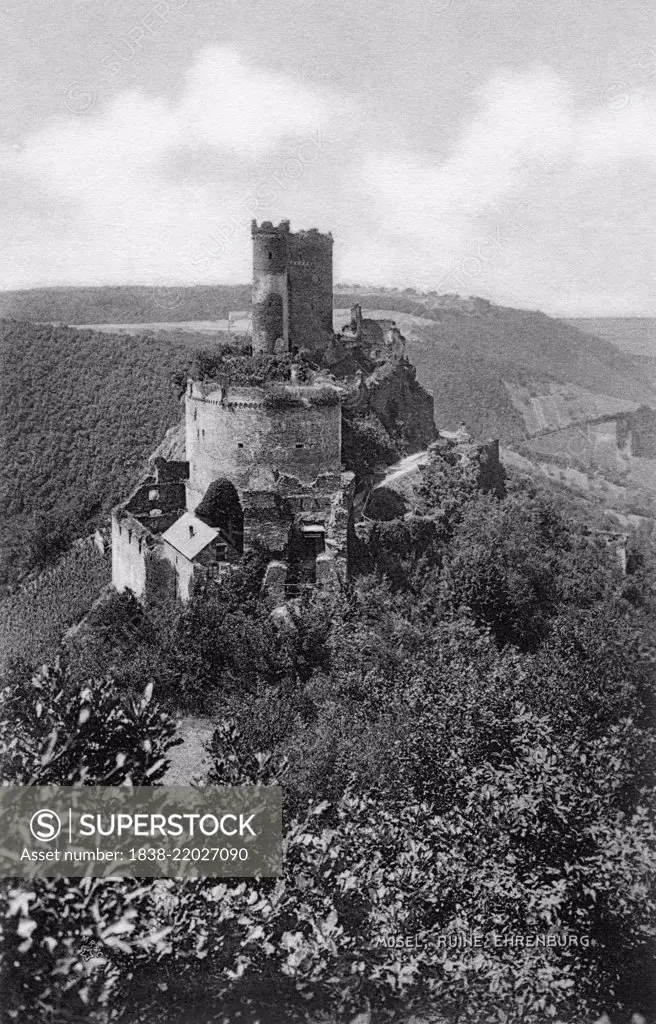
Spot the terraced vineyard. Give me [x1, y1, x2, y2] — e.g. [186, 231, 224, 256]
[0, 540, 110, 670]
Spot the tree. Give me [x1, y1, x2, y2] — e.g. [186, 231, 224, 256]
[195, 478, 243, 540]
[0, 658, 180, 786]
[341, 413, 399, 481]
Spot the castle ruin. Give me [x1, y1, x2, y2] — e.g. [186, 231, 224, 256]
[112, 374, 354, 603]
[251, 219, 333, 357]
[111, 220, 446, 605]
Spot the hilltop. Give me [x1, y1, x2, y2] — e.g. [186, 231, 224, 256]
[3, 286, 656, 592]
[0, 284, 252, 324]
[3, 285, 654, 439]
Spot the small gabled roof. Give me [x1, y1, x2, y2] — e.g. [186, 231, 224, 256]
[161, 512, 219, 561]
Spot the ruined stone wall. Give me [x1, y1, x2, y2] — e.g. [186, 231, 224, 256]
[144, 554, 178, 606]
[241, 492, 292, 553]
[112, 505, 241, 604]
[185, 382, 342, 511]
[288, 229, 333, 355]
[262, 560, 287, 606]
[124, 481, 186, 519]
[111, 513, 150, 599]
[453, 436, 506, 496]
[160, 540, 196, 603]
[628, 406, 656, 459]
[325, 471, 355, 576]
[153, 458, 189, 482]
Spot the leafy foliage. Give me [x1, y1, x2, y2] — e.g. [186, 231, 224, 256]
[195, 479, 243, 534]
[171, 351, 317, 396]
[0, 659, 181, 1022]
[0, 660, 179, 786]
[342, 413, 400, 481]
[191, 713, 655, 1022]
[2, 392, 656, 1020]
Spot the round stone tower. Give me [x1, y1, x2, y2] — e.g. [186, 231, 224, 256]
[251, 220, 290, 354]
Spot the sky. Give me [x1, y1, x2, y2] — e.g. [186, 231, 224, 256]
[2, 0, 656, 316]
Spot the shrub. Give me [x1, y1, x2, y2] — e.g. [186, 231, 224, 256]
[0, 659, 180, 786]
[0, 660, 182, 1022]
[342, 413, 400, 481]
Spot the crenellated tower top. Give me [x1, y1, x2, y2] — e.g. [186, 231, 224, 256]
[251, 220, 334, 357]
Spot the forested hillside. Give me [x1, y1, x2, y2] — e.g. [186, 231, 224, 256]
[404, 307, 656, 441]
[3, 284, 655, 450]
[0, 284, 252, 324]
[0, 539, 110, 669]
[0, 320, 220, 586]
[0, 284, 426, 324]
[2, 450, 655, 1023]
[3, 289, 656, 588]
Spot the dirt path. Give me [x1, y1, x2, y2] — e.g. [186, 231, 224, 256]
[163, 716, 215, 785]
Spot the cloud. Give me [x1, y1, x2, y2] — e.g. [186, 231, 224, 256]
[344, 66, 656, 311]
[2, 53, 655, 316]
[574, 96, 656, 170]
[0, 46, 336, 289]
[345, 68, 574, 280]
[180, 48, 329, 158]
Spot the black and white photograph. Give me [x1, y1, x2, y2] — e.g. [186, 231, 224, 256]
[1, 0, 655, 1021]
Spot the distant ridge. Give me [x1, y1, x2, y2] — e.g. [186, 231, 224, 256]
[564, 317, 656, 359]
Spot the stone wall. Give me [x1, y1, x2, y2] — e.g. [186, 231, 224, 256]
[124, 480, 186, 520]
[457, 436, 506, 496]
[340, 304, 406, 363]
[287, 229, 333, 355]
[153, 458, 189, 482]
[111, 513, 150, 599]
[252, 220, 290, 354]
[434, 430, 506, 496]
[144, 554, 178, 606]
[185, 381, 343, 510]
[325, 471, 355, 578]
[159, 540, 200, 603]
[628, 406, 656, 459]
[262, 559, 287, 606]
[251, 220, 333, 357]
